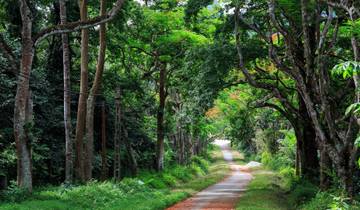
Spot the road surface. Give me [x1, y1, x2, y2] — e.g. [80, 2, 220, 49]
[166, 140, 253, 210]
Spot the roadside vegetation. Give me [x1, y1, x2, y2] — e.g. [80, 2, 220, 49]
[0, 146, 229, 210]
[236, 172, 289, 210]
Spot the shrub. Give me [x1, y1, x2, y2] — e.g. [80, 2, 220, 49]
[261, 151, 272, 166]
[288, 180, 318, 207]
[0, 181, 32, 202]
[191, 156, 209, 173]
[299, 191, 332, 210]
[143, 177, 167, 189]
[118, 178, 149, 193]
[190, 163, 205, 176]
[169, 166, 193, 182]
[279, 167, 297, 189]
[298, 191, 358, 210]
[161, 173, 177, 187]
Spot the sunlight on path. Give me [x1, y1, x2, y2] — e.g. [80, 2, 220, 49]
[166, 140, 253, 210]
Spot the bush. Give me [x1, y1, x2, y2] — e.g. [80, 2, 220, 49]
[161, 173, 177, 187]
[190, 163, 206, 176]
[169, 166, 193, 182]
[0, 181, 32, 202]
[288, 180, 318, 207]
[279, 167, 297, 189]
[117, 178, 149, 193]
[191, 156, 209, 173]
[140, 173, 167, 189]
[299, 191, 332, 210]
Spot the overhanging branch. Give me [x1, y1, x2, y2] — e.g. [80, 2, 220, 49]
[33, 0, 125, 46]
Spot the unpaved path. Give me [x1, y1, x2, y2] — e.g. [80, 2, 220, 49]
[167, 140, 253, 210]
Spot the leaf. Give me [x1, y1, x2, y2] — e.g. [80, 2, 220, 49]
[332, 61, 360, 79]
[355, 136, 360, 148]
[345, 103, 360, 116]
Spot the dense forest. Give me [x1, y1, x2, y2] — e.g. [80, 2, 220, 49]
[0, 0, 360, 209]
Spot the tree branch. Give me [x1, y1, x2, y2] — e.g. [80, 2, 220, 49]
[33, 0, 126, 46]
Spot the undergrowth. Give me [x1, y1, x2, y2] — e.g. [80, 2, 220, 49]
[0, 147, 228, 210]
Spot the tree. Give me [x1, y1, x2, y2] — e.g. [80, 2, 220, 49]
[114, 87, 122, 181]
[59, 0, 73, 184]
[74, 0, 89, 182]
[233, 0, 359, 195]
[84, 0, 108, 181]
[5, 0, 126, 191]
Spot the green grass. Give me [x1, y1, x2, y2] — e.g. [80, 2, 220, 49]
[236, 171, 290, 210]
[0, 147, 229, 210]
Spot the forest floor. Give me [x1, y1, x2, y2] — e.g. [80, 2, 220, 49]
[167, 140, 290, 210]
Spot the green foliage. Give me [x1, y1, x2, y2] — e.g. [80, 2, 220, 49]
[184, 0, 213, 23]
[332, 61, 360, 79]
[0, 149, 228, 210]
[136, 155, 210, 189]
[300, 191, 360, 210]
[190, 156, 209, 173]
[0, 181, 32, 203]
[288, 180, 318, 207]
[260, 129, 296, 171]
[299, 191, 333, 210]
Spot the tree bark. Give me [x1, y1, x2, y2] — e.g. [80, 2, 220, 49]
[156, 64, 166, 171]
[114, 88, 122, 181]
[74, 0, 89, 182]
[84, 0, 107, 181]
[59, 0, 73, 184]
[14, 0, 34, 192]
[298, 98, 319, 179]
[100, 101, 108, 181]
[319, 144, 332, 189]
[124, 128, 138, 176]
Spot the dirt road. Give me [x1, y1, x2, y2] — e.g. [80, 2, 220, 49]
[166, 140, 253, 210]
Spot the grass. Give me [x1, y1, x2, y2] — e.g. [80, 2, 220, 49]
[236, 170, 290, 210]
[0, 147, 229, 210]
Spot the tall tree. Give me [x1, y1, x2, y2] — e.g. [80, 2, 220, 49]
[84, 0, 107, 181]
[14, 0, 35, 192]
[59, 0, 73, 184]
[156, 62, 167, 171]
[100, 101, 108, 180]
[74, 0, 89, 182]
[114, 87, 122, 180]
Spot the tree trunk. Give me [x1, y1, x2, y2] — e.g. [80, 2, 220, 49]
[301, 121, 319, 179]
[295, 138, 301, 176]
[179, 128, 185, 164]
[294, 99, 319, 179]
[14, 0, 34, 192]
[84, 0, 107, 181]
[114, 88, 122, 181]
[74, 0, 89, 182]
[100, 102, 108, 181]
[294, 124, 319, 179]
[59, 0, 73, 184]
[0, 175, 7, 190]
[156, 64, 166, 171]
[186, 133, 193, 162]
[319, 144, 331, 189]
[124, 128, 138, 176]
